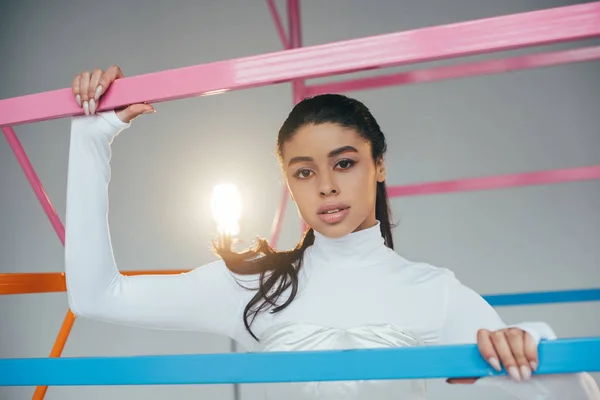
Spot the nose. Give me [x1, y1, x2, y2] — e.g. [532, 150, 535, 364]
[319, 173, 339, 197]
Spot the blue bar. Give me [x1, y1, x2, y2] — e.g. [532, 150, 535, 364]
[484, 288, 600, 306]
[0, 338, 598, 386]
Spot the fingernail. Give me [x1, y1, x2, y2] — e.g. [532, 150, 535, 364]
[142, 108, 155, 114]
[83, 100, 89, 115]
[520, 366, 531, 381]
[89, 98, 96, 114]
[94, 85, 102, 101]
[488, 357, 501, 372]
[76, 94, 81, 106]
[508, 366, 521, 382]
[530, 361, 537, 372]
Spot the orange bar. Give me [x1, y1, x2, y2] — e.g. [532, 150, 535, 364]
[0, 270, 189, 295]
[0, 270, 188, 399]
[0, 272, 66, 295]
[32, 310, 76, 400]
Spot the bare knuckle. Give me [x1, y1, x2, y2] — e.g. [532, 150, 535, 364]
[492, 330, 505, 340]
[516, 357, 528, 365]
[512, 349, 525, 359]
[508, 328, 522, 338]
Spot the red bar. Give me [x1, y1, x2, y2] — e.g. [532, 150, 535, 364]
[387, 166, 600, 198]
[1, 2, 598, 127]
[306, 46, 600, 96]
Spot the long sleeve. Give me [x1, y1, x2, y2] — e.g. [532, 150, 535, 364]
[64, 111, 244, 339]
[439, 278, 600, 399]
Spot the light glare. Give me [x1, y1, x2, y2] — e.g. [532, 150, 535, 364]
[211, 184, 242, 236]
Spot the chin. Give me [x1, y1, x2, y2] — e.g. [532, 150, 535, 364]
[309, 219, 361, 239]
[302, 207, 373, 238]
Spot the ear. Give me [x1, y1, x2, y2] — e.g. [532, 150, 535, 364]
[376, 158, 386, 182]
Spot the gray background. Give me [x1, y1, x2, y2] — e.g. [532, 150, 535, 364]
[1, 0, 598, 399]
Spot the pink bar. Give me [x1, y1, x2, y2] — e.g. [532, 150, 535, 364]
[269, 186, 289, 248]
[1, 2, 599, 127]
[266, 0, 290, 49]
[387, 166, 600, 198]
[2, 127, 65, 244]
[287, 0, 305, 104]
[287, 0, 301, 49]
[286, 0, 307, 236]
[306, 46, 600, 96]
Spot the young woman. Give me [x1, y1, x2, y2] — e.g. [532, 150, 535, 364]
[65, 66, 598, 399]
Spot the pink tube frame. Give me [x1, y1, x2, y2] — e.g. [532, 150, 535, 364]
[2, 2, 599, 127]
[1, 2, 599, 399]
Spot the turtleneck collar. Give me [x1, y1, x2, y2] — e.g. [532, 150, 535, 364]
[309, 221, 393, 267]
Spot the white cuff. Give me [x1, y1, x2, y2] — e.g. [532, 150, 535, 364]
[508, 321, 558, 345]
[71, 111, 131, 141]
[99, 110, 131, 130]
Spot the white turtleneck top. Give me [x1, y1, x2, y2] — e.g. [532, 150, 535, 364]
[64, 111, 598, 399]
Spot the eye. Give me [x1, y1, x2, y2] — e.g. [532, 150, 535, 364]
[336, 159, 355, 170]
[293, 169, 314, 179]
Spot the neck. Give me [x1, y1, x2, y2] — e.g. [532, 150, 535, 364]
[310, 221, 392, 267]
[353, 215, 379, 233]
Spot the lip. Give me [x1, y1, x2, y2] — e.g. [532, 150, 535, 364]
[317, 203, 351, 225]
[317, 202, 350, 215]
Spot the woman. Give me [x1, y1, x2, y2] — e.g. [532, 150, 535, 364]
[65, 65, 598, 399]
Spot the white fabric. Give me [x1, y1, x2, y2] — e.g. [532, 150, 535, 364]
[64, 111, 599, 399]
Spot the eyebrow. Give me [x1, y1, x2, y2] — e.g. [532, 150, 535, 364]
[287, 146, 359, 167]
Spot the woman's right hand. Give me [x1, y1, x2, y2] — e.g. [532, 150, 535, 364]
[72, 65, 155, 123]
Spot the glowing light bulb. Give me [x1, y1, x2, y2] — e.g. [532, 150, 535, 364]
[211, 183, 242, 237]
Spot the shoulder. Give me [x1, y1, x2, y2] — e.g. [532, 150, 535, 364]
[407, 262, 456, 282]
[389, 253, 458, 286]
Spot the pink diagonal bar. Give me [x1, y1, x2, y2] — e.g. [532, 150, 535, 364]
[2, 127, 65, 244]
[269, 186, 289, 249]
[305, 46, 600, 96]
[288, 0, 305, 105]
[287, 0, 301, 50]
[387, 166, 600, 198]
[266, 0, 290, 49]
[1, 2, 599, 127]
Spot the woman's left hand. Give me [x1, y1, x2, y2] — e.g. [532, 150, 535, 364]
[447, 327, 538, 384]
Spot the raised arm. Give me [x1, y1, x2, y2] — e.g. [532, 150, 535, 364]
[439, 277, 600, 399]
[64, 75, 245, 339]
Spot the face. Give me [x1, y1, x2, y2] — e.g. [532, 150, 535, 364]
[280, 123, 386, 238]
